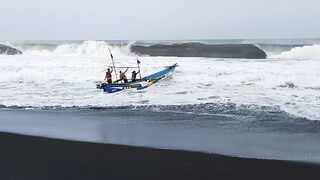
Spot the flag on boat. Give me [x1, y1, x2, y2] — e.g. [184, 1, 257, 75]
[137, 59, 141, 64]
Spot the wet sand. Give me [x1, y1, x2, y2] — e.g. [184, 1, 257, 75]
[0, 132, 319, 180]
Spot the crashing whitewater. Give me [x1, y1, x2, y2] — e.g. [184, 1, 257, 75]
[0, 41, 319, 120]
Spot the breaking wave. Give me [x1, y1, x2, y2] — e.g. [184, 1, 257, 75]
[0, 44, 22, 55]
[131, 43, 267, 59]
[3, 40, 320, 60]
[271, 44, 320, 60]
[19, 41, 132, 57]
[11, 41, 268, 59]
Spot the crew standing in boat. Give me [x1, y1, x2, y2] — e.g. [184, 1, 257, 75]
[131, 70, 140, 82]
[119, 68, 129, 83]
[104, 68, 113, 84]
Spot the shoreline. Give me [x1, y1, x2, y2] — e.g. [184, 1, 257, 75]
[0, 132, 319, 180]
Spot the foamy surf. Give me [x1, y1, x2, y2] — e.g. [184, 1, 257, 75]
[0, 40, 319, 120]
[271, 44, 320, 60]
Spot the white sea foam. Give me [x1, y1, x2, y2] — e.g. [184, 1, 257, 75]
[0, 41, 320, 120]
[271, 44, 320, 60]
[21, 41, 132, 57]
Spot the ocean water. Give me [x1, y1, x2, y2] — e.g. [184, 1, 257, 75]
[1, 40, 319, 120]
[0, 39, 320, 162]
[1, 106, 320, 163]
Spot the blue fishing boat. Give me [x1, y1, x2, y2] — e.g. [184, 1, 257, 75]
[97, 63, 177, 93]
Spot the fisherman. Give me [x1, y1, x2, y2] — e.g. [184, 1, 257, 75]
[131, 70, 140, 82]
[104, 68, 113, 84]
[119, 68, 129, 83]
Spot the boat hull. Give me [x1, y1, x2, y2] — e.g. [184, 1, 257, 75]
[97, 63, 177, 93]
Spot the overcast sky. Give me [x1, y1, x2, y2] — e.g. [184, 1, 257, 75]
[0, 0, 319, 40]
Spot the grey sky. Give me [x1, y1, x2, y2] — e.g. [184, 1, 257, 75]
[0, 0, 319, 40]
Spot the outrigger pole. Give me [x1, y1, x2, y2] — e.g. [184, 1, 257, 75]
[137, 58, 142, 79]
[108, 47, 118, 80]
[108, 66, 138, 69]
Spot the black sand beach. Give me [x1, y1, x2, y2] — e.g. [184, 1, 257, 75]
[0, 132, 319, 180]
